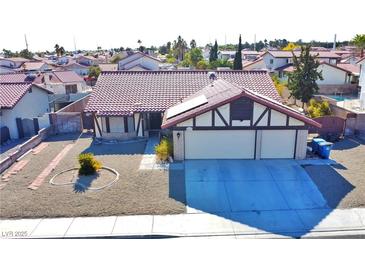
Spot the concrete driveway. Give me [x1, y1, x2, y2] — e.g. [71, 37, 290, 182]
[184, 160, 332, 237]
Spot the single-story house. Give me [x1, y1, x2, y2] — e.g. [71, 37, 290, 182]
[241, 50, 261, 61]
[21, 62, 50, 73]
[0, 83, 52, 139]
[56, 61, 90, 76]
[34, 71, 88, 94]
[0, 57, 29, 69]
[118, 52, 162, 71]
[85, 70, 320, 160]
[76, 55, 99, 66]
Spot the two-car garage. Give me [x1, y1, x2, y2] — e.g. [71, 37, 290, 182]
[184, 129, 297, 160]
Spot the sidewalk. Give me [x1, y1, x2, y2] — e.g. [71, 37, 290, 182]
[1, 208, 364, 239]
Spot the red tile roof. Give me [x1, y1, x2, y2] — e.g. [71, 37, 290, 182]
[52, 71, 84, 83]
[85, 70, 282, 116]
[0, 73, 31, 83]
[0, 83, 52, 109]
[337, 63, 360, 75]
[161, 79, 321, 128]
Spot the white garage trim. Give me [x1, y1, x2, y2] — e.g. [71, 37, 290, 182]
[185, 130, 256, 159]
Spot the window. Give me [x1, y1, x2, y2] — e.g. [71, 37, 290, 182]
[65, 84, 78, 94]
[270, 59, 274, 64]
[230, 97, 253, 121]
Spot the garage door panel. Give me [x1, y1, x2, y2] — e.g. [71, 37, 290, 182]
[185, 130, 255, 159]
[261, 130, 295, 159]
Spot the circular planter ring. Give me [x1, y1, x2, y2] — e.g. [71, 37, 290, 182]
[49, 166, 120, 191]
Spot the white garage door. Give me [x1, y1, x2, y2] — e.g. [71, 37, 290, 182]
[261, 130, 296, 159]
[185, 130, 255, 159]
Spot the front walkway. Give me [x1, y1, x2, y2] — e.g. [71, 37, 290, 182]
[139, 133, 168, 170]
[1, 208, 364, 238]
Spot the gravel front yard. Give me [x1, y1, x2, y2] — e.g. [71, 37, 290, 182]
[304, 137, 365, 209]
[0, 133, 186, 219]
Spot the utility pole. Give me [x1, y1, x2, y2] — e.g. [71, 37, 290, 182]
[254, 34, 256, 51]
[333, 34, 337, 50]
[73, 36, 77, 53]
[24, 34, 28, 50]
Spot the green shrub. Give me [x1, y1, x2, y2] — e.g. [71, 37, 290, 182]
[155, 138, 173, 162]
[307, 99, 332, 118]
[78, 153, 102, 175]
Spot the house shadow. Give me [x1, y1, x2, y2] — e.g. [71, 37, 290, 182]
[168, 160, 355, 238]
[82, 139, 147, 156]
[331, 137, 363, 151]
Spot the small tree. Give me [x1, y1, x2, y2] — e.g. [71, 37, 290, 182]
[88, 66, 101, 78]
[287, 45, 323, 108]
[233, 35, 243, 70]
[307, 99, 331, 118]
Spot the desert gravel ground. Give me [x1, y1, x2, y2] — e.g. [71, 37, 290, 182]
[304, 137, 365, 209]
[0, 133, 186, 219]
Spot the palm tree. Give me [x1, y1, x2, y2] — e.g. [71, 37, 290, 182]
[173, 35, 187, 61]
[352, 34, 365, 57]
[54, 44, 60, 56]
[59, 46, 65, 56]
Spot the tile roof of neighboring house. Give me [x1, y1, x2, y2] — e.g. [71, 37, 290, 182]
[119, 52, 162, 68]
[356, 56, 365, 64]
[0, 72, 33, 83]
[275, 63, 295, 72]
[0, 57, 30, 62]
[161, 79, 321, 129]
[318, 61, 355, 74]
[337, 63, 360, 75]
[99, 63, 118, 71]
[57, 61, 89, 69]
[242, 58, 265, 69]
[241, 50, 260, 55]
[265, 50, 340, 59]
[52, 71, 84, 83]
[22, 62, 46, 71]
[0, 83, 52, 109]
[85, 70, 282, 116]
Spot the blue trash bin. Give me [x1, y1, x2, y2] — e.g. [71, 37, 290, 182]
[312, 138, 325, 153]
[318, 142, 333, 159]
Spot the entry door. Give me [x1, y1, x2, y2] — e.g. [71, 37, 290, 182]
[149, 113, 162, 130]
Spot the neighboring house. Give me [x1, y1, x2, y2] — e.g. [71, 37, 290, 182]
[21, 62, 49, 73]
[275, 62, 358, 85]
[118, 52, 162, 70]
[242, 58, 266, 71]
[56, 61, 90, 76]
[241, 50, 260, 61]
[0, 83, 52, 139]
[85, 71, 320, 159]
[218, 51, 236, 61]
[262, 51, 341, 72]
[35, 71, 88, 94]
[0, 57, 29, 69]
[76, 55, 99, 66]
[99, 63, 118, 72]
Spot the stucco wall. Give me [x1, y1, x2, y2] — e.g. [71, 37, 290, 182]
[317, 64, 348, 85]
[0, 86, 50, 139]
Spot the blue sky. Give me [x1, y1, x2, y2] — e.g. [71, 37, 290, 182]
[1, 0, 364, 51]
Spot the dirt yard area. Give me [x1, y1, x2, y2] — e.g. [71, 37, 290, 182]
[0, 133, 185, 219]
[304, 137, 365, 209]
